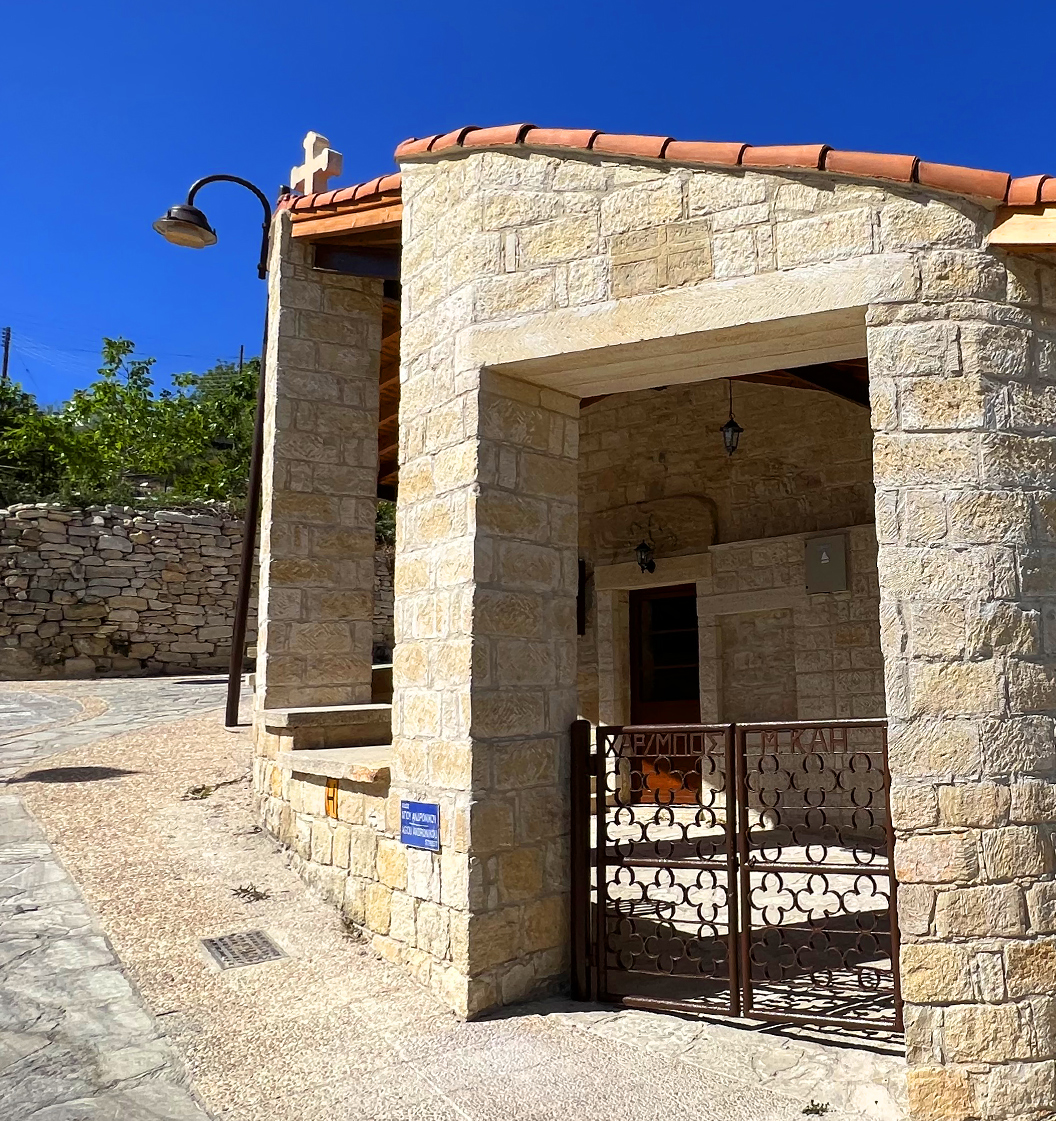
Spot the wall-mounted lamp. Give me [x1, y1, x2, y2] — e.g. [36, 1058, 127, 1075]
[635, 540, 656, 573]
[720, 378, 743, 456]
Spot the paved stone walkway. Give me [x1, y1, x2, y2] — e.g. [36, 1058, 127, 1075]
[0, 677, 231, 1120]
[0, 677, 229, 781]
[0, 679, 907, 1120]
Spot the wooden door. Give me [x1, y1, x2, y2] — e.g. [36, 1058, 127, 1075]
[629, 584, 701, 802]
[630, 584, 701, 724]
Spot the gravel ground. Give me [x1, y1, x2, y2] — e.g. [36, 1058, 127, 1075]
[12, 698, 906, 1121]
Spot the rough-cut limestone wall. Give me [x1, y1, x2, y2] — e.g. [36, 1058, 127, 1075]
[389, 144, 1056, 1102]
[255, 214, 381, 711]
[872, 281, 1056, 1120]
[706, 526, 883, 722]
[400, 148, 991, 333]
[255, 769, 395, 934]
[579, 379, 874, 562]
[372, 544, 395, 661]
[0, 503, 254, 678]
[0, 502, 395, 680]
[576, 378, 878, 725]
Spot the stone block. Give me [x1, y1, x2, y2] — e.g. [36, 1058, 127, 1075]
[983, 1061, 1056, 1121]
[935, 883, 1027, 938]
[416, 901, 449, 957]
[600, 177, 682, 236]
[389, 891, 416, 944]
[497, 846, 544, 903]
[894, 832, 978, 885]
[518, 217, 599, 267]
[376, 838, 408, 890]
[909, 661, 1001, 719]
[943, 1002, 1033, 1063]
[365, 883, 391, 934]
[310, 819, 333, 864]
[939, 783, 1010, 828]
[685, 173, 768, 214]
[921, 252, 1006, 302]
[899, 942, 973, 1003]
[1005, 939, 1056, 999]
[522, 895, 566, 954]
[905, 1066, 976, 1121]
[880, 198, 980, 251]
[980, 825, 1055, 879]
[774, 208, 875, 268]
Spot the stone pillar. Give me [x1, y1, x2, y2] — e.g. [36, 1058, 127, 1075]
[870, 275, 1056, 1120]
[391, 367, 579, 1017]
[256, 212, 381, 711]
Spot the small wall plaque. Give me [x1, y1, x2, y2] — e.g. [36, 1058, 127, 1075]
[400, 800, 440, 852]
[805, 534, 848, 594]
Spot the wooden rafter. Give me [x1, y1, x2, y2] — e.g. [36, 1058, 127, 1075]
[988, 206, 1056, 252]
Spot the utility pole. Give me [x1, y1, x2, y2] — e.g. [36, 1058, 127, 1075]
[1, 327, 10, 382]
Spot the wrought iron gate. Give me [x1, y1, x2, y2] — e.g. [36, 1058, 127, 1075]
[570, 719, 902, 1032]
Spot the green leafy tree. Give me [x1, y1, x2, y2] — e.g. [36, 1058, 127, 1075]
[1, 339, 392, 539]
[0, 338, 261, 508]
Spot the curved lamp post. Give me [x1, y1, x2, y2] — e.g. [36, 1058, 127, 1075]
[154, 175, 274, 728]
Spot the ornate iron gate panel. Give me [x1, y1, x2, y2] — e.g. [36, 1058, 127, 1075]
[572, 719, 902, 1033]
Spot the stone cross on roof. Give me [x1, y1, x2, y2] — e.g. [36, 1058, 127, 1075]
[291, 132, 343, 195]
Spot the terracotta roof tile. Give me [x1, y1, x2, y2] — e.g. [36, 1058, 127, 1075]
[429, 126, 481, 154]
[1008, 174, 1048, 206]
[521, 127, 600, 150]
[1042, 179, 1056, 204]
[663, 140, 746, 166]
[592, 133, 672, 159]
[917, 161, 1010, 202]
[279, 172, 403, 218]
[823, 150, 917, 183]
[394, 135, 442, 158]
[742, 144, 830, 170]
[353, 176, 383, 201]
[462, 124, 536, 147]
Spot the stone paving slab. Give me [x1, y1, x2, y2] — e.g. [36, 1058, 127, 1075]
[0, 795, 209, 1121]
[0, 677, 230, 782]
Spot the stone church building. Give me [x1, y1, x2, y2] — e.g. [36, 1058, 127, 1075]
[250, 125, 1056, 1121]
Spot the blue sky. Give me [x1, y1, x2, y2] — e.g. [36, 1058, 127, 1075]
[4, 1, 1055, 404]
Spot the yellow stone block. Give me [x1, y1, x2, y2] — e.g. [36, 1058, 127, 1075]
[377, 838, 408, 890]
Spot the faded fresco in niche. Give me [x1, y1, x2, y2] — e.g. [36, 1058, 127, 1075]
[588, 493, 719, 567]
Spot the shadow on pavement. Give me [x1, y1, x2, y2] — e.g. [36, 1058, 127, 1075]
[10, 765, 140, 784]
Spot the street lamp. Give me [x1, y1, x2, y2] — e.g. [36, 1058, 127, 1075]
[154, 174, 274, 728]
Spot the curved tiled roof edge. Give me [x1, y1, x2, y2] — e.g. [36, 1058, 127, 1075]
[394, 123, 1056, 207]
[277, 171, 402, 213]
[277, 126, 1056, 216]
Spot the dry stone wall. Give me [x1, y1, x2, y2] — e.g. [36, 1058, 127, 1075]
[1, 503, 395, 680]
[0, 504, 252, 678]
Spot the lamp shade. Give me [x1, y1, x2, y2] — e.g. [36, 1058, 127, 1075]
[153, 204, 217, 249]
[635, 540, 656, 574]
[720, 416, 744, 456]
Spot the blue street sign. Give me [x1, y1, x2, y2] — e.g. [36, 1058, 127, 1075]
[400, 800, 440, 852]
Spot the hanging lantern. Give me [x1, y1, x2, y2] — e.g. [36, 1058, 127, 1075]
[635, 540, 656, 574]
[720, 378, 743, 455]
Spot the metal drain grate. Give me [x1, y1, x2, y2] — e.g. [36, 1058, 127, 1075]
[201, 930, 285, 970]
